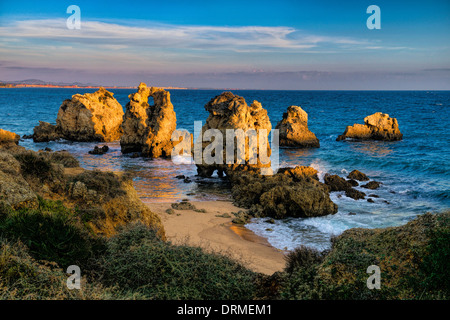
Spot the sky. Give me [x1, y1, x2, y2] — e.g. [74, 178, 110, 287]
[0, 0, 449, 89]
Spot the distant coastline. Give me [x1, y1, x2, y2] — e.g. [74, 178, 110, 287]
[0, 79, 188, 90]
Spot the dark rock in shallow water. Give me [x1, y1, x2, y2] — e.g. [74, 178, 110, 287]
[348, 212, 357, 215]
[347, 179, 359, 187]
[345, 188, 366, 200]
[362, 181, 381, 190]
[347, 170, 369, 181]
[324, 174, 353, 191]
[88, 145, 109, 155]
[33, 121, 61, 142]
[367, 198, 375, 203]
[175, 175, 185, 179]
[183, 177, 192, 183]
[368, 194, 379, 198]
[230, 166, 338, 219]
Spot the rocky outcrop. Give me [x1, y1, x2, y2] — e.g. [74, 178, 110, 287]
[33, 88, 124, 142]
[324, 173, 367, 200]
[120, 83, 177, 158]
[347, 169, 369, 181]
[33, 121, 60, 142]
[230, 166, 338, 219]
[0, 129, 20, 150]
[337, 112, 402, 141]
[275, 106, 319, 148]
[196, 92, 272, 177]
[0, 151, 38, 210]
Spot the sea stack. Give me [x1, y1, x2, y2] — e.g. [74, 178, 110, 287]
[33, 87, 124, 142]
[195, 92, 272, 177]
[120, 83, 177, 158]
[337, 112, 402, 141]
[275, 106, 320, 148]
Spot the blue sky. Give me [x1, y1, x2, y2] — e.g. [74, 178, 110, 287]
[0, 0, 449, 89]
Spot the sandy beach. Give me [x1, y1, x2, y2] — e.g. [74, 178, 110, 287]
[147, 200, 286, 275]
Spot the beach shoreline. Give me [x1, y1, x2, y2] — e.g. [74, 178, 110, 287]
[147, 200, 286, 275]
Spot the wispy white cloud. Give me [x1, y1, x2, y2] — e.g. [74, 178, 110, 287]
[0, 18, 377, 52]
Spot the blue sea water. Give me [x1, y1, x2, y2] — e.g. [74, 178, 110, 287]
[0, 88, 449, 250]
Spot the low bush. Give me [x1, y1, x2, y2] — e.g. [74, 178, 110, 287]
[94, 223, 257, 300]
[0, 198, 104, 270]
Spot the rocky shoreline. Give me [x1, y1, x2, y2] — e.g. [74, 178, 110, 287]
[1, 85, 448, 300]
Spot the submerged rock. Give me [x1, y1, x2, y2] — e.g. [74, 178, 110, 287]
[362, 181, 381, 190]
[196, 92, 272, 177]
[88, 145, 109, 155]
[275, 106, 319, 148]
[120, 83, 177, 158]
[337, 112, 402, 141]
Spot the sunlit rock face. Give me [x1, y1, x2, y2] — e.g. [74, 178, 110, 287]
[337, 112, 403, 141]
[120, 83, 177, 158]
[275, 106, 320, 148]
[0, 129, 20, 149]
[33, 88, 124, 142]
[56, 87, 124, 142]
[195, 92, 272, 177]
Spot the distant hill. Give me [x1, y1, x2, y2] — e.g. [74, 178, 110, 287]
[0, 79, 99, 87]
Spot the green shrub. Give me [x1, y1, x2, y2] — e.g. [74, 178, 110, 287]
[14, 151, 54, 181]
[418, 213, 450, 298]
[41, 151, 79, 168]
[69, 170, 126, 200]
[95, 223, 257, 300]
[0, 238, 118, 300]
[0, 198, 104, 270]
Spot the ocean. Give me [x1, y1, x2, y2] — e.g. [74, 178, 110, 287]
[1, 88, 449, 251]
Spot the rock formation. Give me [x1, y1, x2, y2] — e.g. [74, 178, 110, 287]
[230, 166, 338, 218]
[324, 173, 366, 200]
[33, 87, 124, 142]
[120, 83, 177, 158]
[0, 129, 20, 150]
[275, 106, 320, 148]
[196, 92, 272, 177]
[337, 112, 402, 141]
[347, 169, 369, 181]
[33, 121, 60, 142]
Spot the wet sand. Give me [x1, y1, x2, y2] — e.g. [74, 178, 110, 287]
[147, 200, 286, 275]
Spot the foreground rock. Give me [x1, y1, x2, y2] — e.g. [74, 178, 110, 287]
[337, 112, 403, 141]
[0, 129, 20, 150]
[230, 166, 338, 218]
[275, 106, 319, 148]
[33, 87, 124, 142]
[196, 92, 272, 177]
[120, 83, 177, 158]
